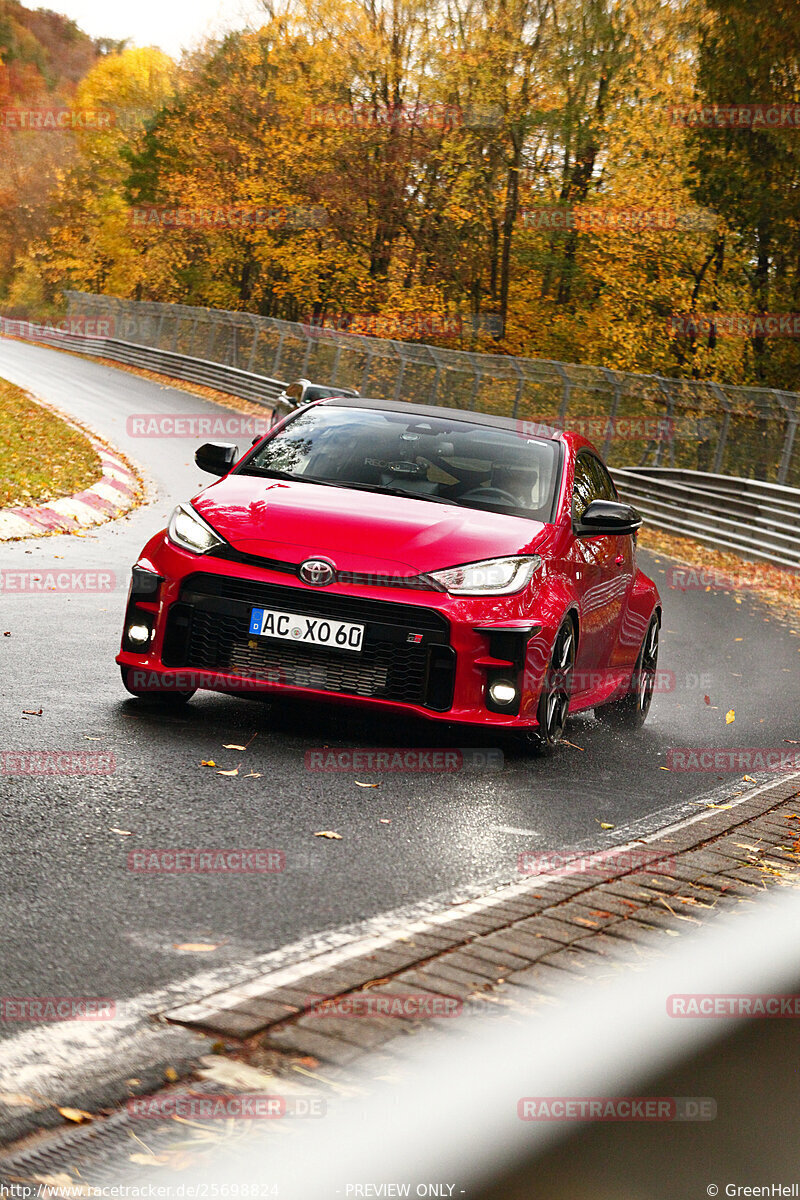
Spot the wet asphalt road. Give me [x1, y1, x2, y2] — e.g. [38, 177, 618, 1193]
[1, 336, 799, 1033]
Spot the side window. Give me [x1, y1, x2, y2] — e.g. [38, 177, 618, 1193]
[586, 454, 618, 502]
[571, 454, 599, 522]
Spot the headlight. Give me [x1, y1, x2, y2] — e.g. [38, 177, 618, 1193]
[429, 555, 542, 596]
[167, 504, 224, 554]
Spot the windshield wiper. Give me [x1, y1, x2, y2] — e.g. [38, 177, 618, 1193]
[236, 467, 340, 487]
[237, 468, 460, 505]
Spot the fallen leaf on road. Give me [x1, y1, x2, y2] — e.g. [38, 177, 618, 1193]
[0, 1092, 38, 1107]
[590, 910, 614, 918]
[355, 781, 378, 788]
[217, 766, 240, 776]
[734, 637, 743, 641]
[223, 744, 246, 751]
[704, 695, 711, 705]
[110, 828, 132, 835]
[3, 632, 10, 637]
[314, 830, 343, 839]
[200, 760, 216, 767]
[562, 740, 584, 751]
[197, 1055, 278, 1090]
[742, 775, 756, 783]
[725, 709, 735, 724]
[165, 1067, 179, 1082]
[84, 736, 102, 741]
[705, 803, 733, 810]
[244, 772, 262, 778]
[58, 1107, 93, 1123]
[597, 821, 615, 829]
[379, 818, 391, 824]
[574, 917, 599, 928]
[22, 708, 42, 716]
[173, 942, 222, 952]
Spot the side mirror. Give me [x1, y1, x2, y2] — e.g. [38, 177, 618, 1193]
[576, 498, 642, 536]
[195, 441, 239, 476]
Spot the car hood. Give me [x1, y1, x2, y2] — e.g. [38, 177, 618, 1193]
[192, 475, 551, 575]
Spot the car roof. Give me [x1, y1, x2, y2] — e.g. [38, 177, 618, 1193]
[316, 395, 564, 439]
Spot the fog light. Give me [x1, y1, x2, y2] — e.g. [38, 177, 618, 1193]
[488, 680, 517, 706]
[127, 623, 151, 646]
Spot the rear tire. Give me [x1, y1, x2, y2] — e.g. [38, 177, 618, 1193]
[594, 613, 659, 730]
[120, 666, 195, 706]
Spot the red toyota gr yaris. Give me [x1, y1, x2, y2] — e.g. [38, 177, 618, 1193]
[117, 397, 661, 747]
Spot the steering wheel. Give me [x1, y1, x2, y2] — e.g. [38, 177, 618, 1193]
[457, 486, 519, 505]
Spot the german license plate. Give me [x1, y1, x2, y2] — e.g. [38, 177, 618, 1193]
[248, 607, 365, 653]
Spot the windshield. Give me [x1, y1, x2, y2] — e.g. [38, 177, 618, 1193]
[239, 404, 560, 522]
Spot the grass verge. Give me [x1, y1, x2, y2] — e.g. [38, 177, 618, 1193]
[0, 378, 101, 508]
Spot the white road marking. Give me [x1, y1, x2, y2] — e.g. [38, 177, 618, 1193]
[1, 771, 797, 1107]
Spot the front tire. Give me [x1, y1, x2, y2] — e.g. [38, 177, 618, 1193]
[533, 617, 576, 750]
[594, 613, 659, 730]
[120, 666, 195, 706]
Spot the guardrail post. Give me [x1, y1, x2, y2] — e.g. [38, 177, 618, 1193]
[778, 416, 798, 485]
[360, 347, 375, 392]
[511, 362, 524, 419]
[601, 370, 622, 460]
[391, 348, 407, 402]
[653, 378, 675, 467]
[272, 330, 286, 377]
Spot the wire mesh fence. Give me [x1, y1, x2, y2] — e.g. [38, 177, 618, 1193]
[66, 291, 800, 487]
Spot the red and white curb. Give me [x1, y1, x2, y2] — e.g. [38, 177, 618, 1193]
[0, 400, 143, 541]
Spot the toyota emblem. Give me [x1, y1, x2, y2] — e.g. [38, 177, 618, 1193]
[299, 558, 335, 586]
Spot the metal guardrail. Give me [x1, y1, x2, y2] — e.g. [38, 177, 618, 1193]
[4, 321, 800, 572]
[6, 326, 286, 407]
[611, 467, 800, 569]
[64, 291, 800, 488]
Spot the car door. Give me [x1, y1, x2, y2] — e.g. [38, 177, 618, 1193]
[570, 452, 631, 691]
[586, 453, 637, 670]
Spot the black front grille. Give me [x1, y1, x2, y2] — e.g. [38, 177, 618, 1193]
[163, 572, 455, 710]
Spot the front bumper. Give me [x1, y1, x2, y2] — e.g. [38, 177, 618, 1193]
[117, 540, 556, 727]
